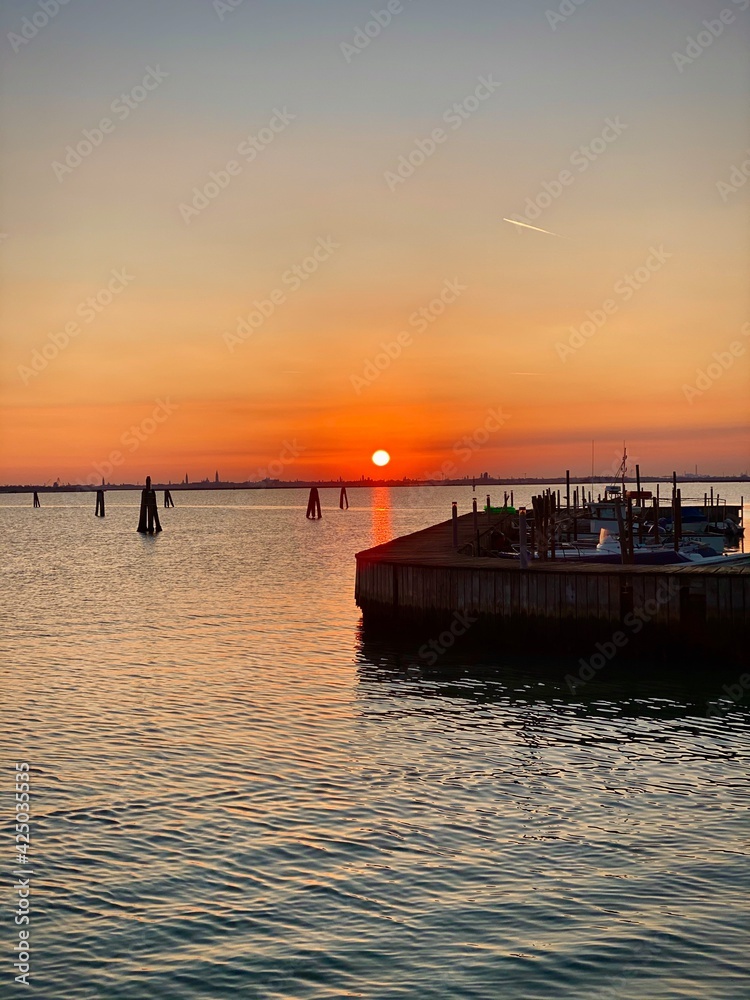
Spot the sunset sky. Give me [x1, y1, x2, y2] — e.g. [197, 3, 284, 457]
[1, 0, 749, 484]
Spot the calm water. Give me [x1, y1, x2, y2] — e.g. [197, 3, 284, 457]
[1, 485, 748, 999]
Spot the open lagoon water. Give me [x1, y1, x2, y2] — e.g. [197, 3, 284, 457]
[1, 484, 748, 999]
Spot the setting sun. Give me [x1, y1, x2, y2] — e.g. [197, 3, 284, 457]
[372, 450, 391, 468]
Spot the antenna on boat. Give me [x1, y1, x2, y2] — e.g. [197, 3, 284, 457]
[609, 444, 628, 491]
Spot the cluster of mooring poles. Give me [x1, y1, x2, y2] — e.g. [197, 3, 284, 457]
[305, 486, 352, 518]
[306, 487, 322, 519]
[31, 478, 176, 531]
[531, 489, 557, 561]
[137, 476, 162, 534]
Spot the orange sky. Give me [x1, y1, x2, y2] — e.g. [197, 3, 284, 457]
[1, 0, 749, 483]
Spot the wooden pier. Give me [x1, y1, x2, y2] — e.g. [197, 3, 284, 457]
[355, 513, 749, 662]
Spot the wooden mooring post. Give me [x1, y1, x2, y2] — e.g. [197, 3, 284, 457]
[137, 476, 162, 534]
[635, 464, 644, 543]
[532, 492, 555, 561]
[164, 489, 174, 508]
[452, 501, 459, 548]
[518, 507, 529, 569]
[33, 491, 40, 508]
[615, 498, 633, 564]
[741, 496, 745, 553]
[306, 487, 322, 519]
[673, 488, 682, 552]
[95, 490, 105, 517]
[339, 487, 349, 510]
[549, 494, 556, 561]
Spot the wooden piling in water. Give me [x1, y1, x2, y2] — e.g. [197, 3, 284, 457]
[339, 487, 349, 510]
[741, 496, 745, 553]
[532, 492, 556, 562]
[33, 491, 40, 508]
[626, 497, 635, 561]
[634, 465, 645, 544]
[306, 487, 322, 520]
[452, 501, 459, 548]
[95, 490, 105, 517]
[615, 500, 631, 564]
[550, 501, 556, 561]
[137, 476, 162, 534]
[164, 490, 174, 508]
[519, 507, 529, 569]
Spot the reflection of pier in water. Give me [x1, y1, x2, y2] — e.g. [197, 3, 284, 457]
[354, 625, 747, 722]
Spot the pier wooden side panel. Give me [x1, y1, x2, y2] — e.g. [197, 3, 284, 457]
[479, 571, 495, 616]
[717, 576, 731, 624]
[355, 541, 749, 659]
[705, 577, 719, 622]
[501, 571, 512, 619]
[665, 574, 682, 627]
[548, 573, 563, 622]
[518, 571, 530, 618]
[575, 578, 589, 621]
[510, 571, 521, 620]
[608, 576, 621, 623]
[585, 575, 603, 619]
[731, 575, 746, 626]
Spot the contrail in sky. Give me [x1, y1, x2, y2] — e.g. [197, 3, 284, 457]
[502, 218, 567, 238]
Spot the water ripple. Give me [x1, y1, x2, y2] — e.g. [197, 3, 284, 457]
[1, 489, 748, 998]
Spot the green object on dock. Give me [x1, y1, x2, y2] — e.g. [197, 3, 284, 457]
[484, 505, 516, 515]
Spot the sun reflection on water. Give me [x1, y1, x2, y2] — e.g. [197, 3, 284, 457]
[371, 486, 392, 547]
